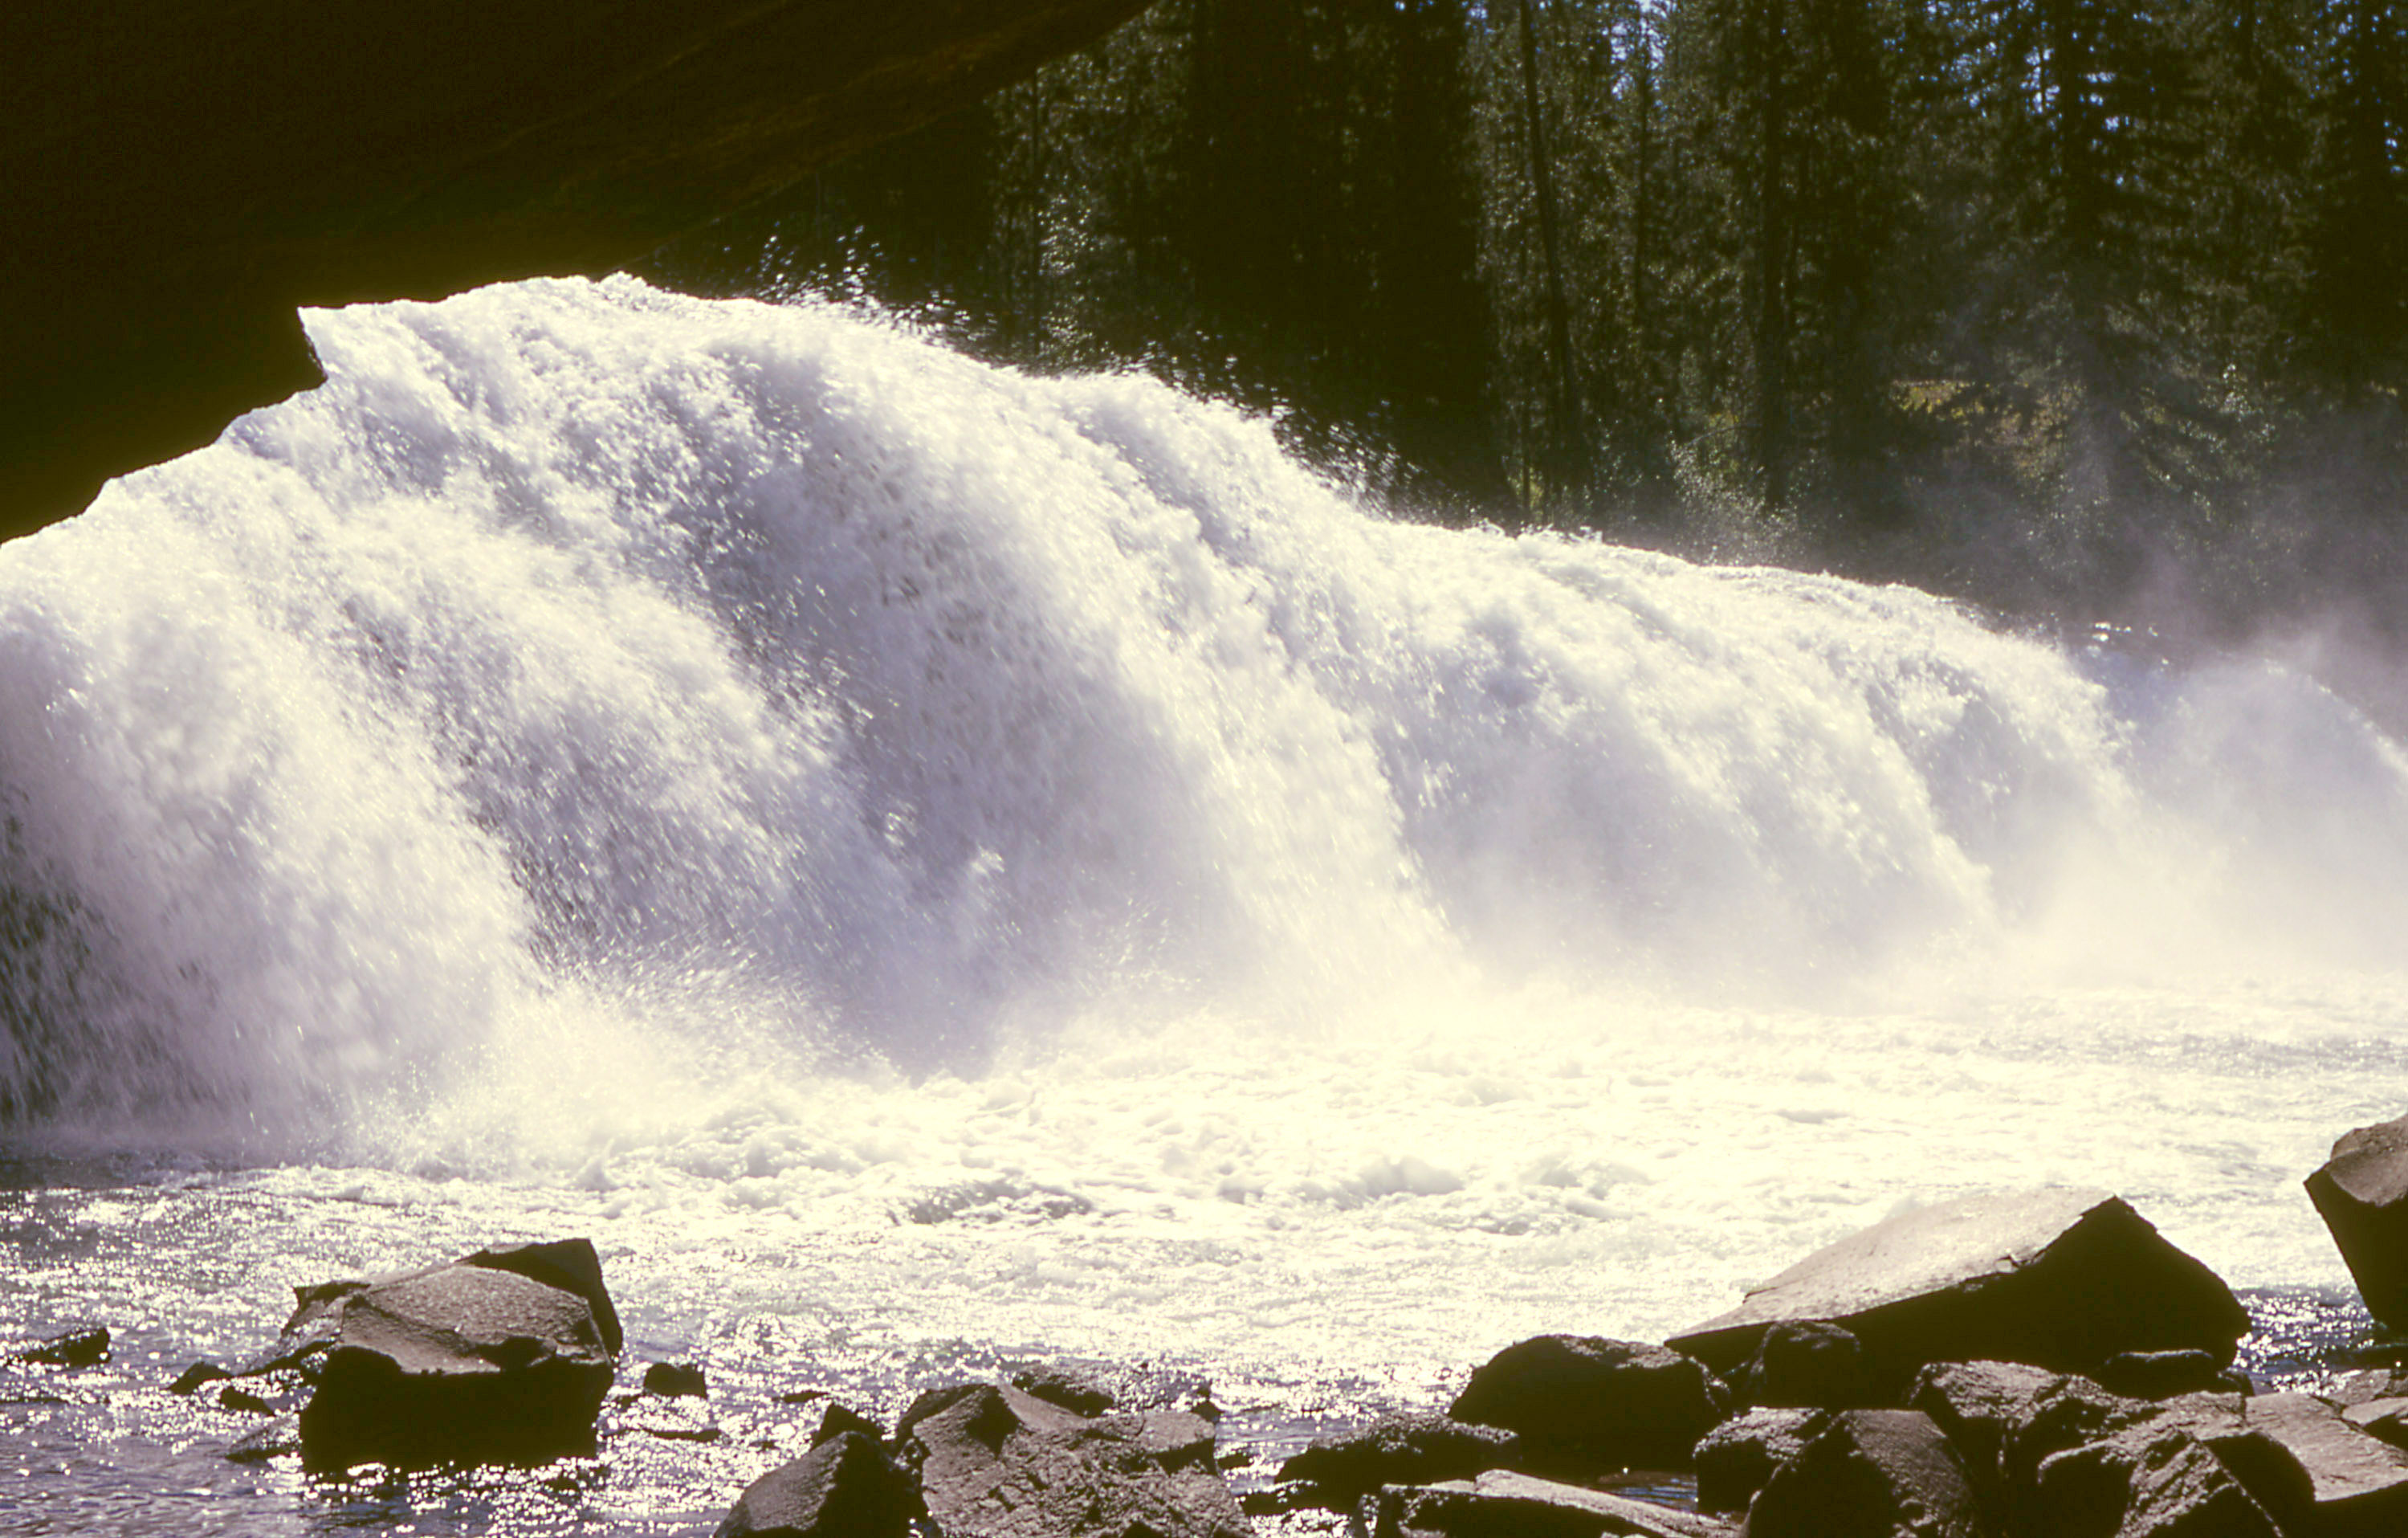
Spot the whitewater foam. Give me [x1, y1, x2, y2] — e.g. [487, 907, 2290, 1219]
[0, 275, 2401, 1223]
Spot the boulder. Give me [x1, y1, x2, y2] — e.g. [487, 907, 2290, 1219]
[1277, 1411, 1522, 1508]
[2092, 1350, 2231, 1401]
[894, 1381, 1248, 1538]
[1736, 1321, 1877, 1409]
[1909, 1364, 2311, 1536]
[2329, 1369, 2408, 1409]
[2243, 1391, 2408, 1537]
[287, 1248, 617, 1470]
[1370, 1470, 1734, 1538]
[464, 1238, 624, 1357]
[2340, 1396, 2408, 1449]
[1692, 1406, 1823, 1513]
[1011, 1363, 1118, 1416]
[714, 1429, 918, 1538]
[2029, 1424, 2283, 1538]
[810, 1401, 884, 1446]
[1742, 1409, 1988, 1538]
[1668, 1191, 2247, 1387]
[1449, 1336, 1729, 1470]
[2307, 1116, 2408, 1329]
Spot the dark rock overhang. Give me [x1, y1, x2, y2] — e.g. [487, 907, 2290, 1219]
[2, 0, 1150, 541]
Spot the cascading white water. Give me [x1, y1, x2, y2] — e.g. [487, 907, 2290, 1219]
[3, 275, 2406, 1159]
[8, 277, 2408, 1493]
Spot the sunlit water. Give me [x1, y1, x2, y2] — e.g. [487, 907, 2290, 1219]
[4, 277, 2406, 1533]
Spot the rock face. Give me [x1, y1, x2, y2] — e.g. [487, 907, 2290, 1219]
[714, 1430, 919, 1538]
[2306, 1115, 2408, 1329]
[894, 1381, 1249, 1538]
[287, 1246, 617, 1470]
[1666, 1190, 2247, 1387]
[2244, 1391, 2408, 1537]
[1743, 1410, 1988, 1538]
[1278, 1411, 1522, 1508]
[1735, 1321, 1876, 1409]
[1448, 1336, 1728, 1470]
[3, 0, 1151, 539]
[1692, 1406, 1822, 1513]
[1908, 1361, 2308, 1536]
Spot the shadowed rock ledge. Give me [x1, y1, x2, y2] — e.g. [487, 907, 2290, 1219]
[3, 0, 1147, 541]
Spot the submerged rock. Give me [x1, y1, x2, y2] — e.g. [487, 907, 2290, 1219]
[14, 1325, 108, 1369]
[170, 1360, 232, 1395]
[895, 1381, 1248, 1538]
[714, 1429, 917, 1538]
[645, 1361, 708, 1398]
[1667, 1189, 2247, 1386]
[225, 1415, 303, 1464]
[2307, 1115, 2408, 1330]
[1448, 1336, 1727, 1471]
[281, 1242, 618, 1470]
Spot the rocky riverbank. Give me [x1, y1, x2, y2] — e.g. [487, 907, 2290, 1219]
[15, 1116, 2408, 1536]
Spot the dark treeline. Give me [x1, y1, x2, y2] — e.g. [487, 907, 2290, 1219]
[650, 0, 2408, 641]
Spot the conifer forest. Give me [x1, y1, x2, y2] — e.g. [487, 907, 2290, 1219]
[652, 0, 2408, 651]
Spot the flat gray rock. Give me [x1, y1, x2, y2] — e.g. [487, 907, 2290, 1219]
[1371, 1470, 1733, 1537]
[2246, 1391, 2408, 1537]
[896, 1382, 1247, 1538]
[1668, 1189, 2246, 1384]
[292, 1261, 615, 1470]
[1277, 1410, 1520, 1507]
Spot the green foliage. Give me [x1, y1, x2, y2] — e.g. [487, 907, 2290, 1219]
[647, 0, 2408, 626]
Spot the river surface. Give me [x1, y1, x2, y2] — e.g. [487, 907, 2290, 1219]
[2, 277, 2404, 1533]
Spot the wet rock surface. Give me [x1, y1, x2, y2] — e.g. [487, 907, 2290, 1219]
[244, 1242, 621, 1471]
[2244, 1390, 2408, 1536]
[2308, 1115, 2408, 1332]
[1369, 1470, 1734, 1538]
[713, 1429, 919, 1538]
[1692, 1405, 1822, 1512]
[894, 1381, 1249, 1538]
[11, 1324, 108, 1368]
[1668, 1189, 2250, 1386]
[1449, 1336, 1728, 1470]
[1743, 1409, 1987, 1538]
[1278, 1410, 1523, 1508]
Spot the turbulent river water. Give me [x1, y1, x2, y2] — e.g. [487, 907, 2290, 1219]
[3, 276, 2406, 1534]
